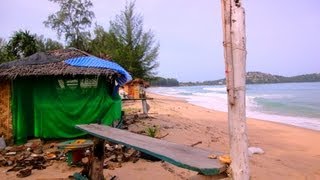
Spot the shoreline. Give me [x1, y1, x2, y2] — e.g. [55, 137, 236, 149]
[148, 90, 320, 132]
[145, 93, 320, 179]
[0, 92, 319, 179]
[148, 92, 320, 133]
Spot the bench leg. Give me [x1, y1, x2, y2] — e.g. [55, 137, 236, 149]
[89, 137, 105, 180]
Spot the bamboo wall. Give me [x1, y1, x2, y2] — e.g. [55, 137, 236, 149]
[0, 81, 12, 143]
[123, 84, 141, 99]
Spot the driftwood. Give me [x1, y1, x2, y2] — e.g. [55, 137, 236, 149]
[190, 141, 202, 147]
[158, 133, 169, 139]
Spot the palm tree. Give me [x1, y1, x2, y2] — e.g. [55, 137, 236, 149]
[7, 30, 38, 59]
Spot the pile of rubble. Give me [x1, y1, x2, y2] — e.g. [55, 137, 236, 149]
[0, 139, 65, 178]
[0, 139, 141, 178]
[103, 143, 140, 170]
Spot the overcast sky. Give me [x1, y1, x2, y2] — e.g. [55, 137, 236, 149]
[1, 0, 320, 81]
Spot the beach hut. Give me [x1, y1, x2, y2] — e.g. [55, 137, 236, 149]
[0, 48, 131, 144]
[123, 78, 149, 99]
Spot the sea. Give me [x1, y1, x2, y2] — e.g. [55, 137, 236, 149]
[148, 82, 320, 131]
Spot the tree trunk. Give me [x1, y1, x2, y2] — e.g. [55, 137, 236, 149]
[221, 0, 250, 179]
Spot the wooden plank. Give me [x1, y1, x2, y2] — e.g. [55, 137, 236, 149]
[122, 98, 153, 101]
[76, 124, 227, 175]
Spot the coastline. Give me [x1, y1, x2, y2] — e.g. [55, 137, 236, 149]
[143, 92, 320, 179]
[148, 84, 320, 132]
[1, 92, 319, 179]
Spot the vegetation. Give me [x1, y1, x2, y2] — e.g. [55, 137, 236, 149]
[145, 126, 158, 138]
[0, 38, 15, 63]
[150, 77, 179, 87]
[44, 0, 95, 51]
[0, 31, 64, 63]
[36, 35, 64, 51]
[179, 72, 320, 86]
[90, 2, 159, 80]
[1, 1, 160, 81]
[6, 30, 38, 59]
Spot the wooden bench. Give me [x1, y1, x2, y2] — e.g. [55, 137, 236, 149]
[76, 124, 227, 175]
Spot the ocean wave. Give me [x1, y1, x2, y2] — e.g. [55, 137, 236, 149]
[148, 84, 320, 131]
[202, 87, 226, 93]
[252, 94, 294, 99]
[247, 111, 320, 131]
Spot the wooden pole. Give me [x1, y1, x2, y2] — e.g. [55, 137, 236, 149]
[221, 0, 249, 179]
[142, 99, 148, 115]
[89, 137, 105, 180]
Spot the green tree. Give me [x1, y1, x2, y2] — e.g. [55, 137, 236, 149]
[91, 2, 159, 80]
[0, 38, 15, 63]
[90, 25, 122, 59]
[36, 35, 64, 51]
[6, 30, 38, 59]
[150, 77, 179, 87]
[44, 0, 95, 51]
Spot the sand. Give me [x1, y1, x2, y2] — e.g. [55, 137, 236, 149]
[1, 93, 319, 179]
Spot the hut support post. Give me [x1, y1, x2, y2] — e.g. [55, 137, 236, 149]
[142, 99, 148, 115]
[89, 137, 105, 180]
[221, 0, 250, 179]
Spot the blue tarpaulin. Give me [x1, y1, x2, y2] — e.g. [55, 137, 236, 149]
[65, 56, 132, 85]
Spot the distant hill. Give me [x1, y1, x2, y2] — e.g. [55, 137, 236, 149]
[247, 72, 320, 84]
[180, 72, 320, 86]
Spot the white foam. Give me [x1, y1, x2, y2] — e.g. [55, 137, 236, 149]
[202, 87, 226, 92]
[148, 87, 320, 131]
[247, 111, 320, 131]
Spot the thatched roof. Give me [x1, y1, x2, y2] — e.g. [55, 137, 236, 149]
[0, 49, 120, 80]
[125, 78, 150, 88]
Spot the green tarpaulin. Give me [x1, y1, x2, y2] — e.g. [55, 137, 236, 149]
[12, 76, 121, 144]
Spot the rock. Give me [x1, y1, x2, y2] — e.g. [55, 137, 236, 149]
[208, 154, 217, 159]
[33, 148, 43, 154]
[4, 146, 13, 152]
[248, 147, 264, 156]
[49, 143, 56, 148]
[0, 156, 6, 166]
[7, 160, 14, 166]
[116, 154, 123, 162]
[27, 139, 42, 145]
[124, 148, 136, 158]
[5, 152, 16, 156]
[104, 161, 122, 170]
[10, 145, 26, 152]
[84, 149, 91, 156]
[105, 155, 116, 162]
[16, 168, 32, 178]
[0, 137, 6, 150]
[24, 142, 33, 148]
[31, 153, 40, 157]
[45, 153, 57, 160]
[81, 157, 89, 164]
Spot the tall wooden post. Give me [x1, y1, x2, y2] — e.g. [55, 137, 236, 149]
[221, 0, 249, 179]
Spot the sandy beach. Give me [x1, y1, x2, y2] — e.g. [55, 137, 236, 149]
[1, 93, 320, 179]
